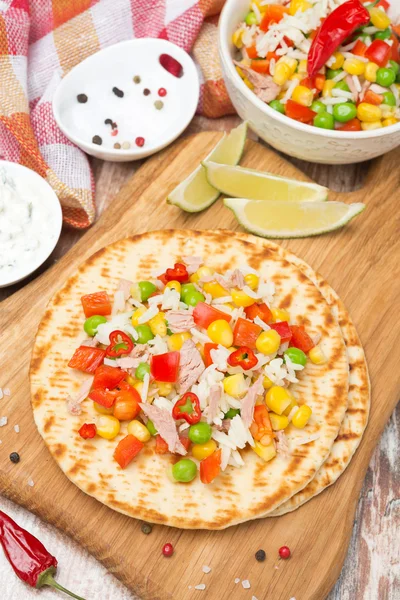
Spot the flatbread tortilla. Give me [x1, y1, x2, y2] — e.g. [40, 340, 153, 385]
[30, 230, 349, 529]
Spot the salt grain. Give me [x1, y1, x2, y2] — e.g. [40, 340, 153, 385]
[0, 417, 8, 427]
[3, 388, 10, 396]
[252, 596, 259, 600]
[242, 580, 251, 589]
[0, 389, 3, 400]
[234, 578, 240, 584]
[194, 584, 206, 590]
[202, 566, 211, 574]
[27, 479, 34, 487]
[14, 425, 20, 433]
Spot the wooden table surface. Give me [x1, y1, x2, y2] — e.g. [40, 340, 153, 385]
[0, 116, 399, 600]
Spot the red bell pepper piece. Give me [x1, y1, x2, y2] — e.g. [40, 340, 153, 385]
[114, 434, 144, 469]
[150, 351, 180, 382]
[92, 364, 125, 390]
[200, 449, 222, 484]
[365, 39, 392, 67]
[352, 39, 367, 57]
[88, 387, 116, 408]
[227, 346, 258, 370]
[270, 321, 292, 344]
[246, 45, 258, 59]
[249, 405, 273, 443]
[363, 90, 384, 106]
[81, 291, 112, 318]
[180, 436, 191, 451]
[172, 392, 201, 424]
[260, 5, 288, 31]
[244, 302, 273, 324]
[192, 302, 231, 329]
[158, 263, 189, 284]
[68, 346, 106, 374]
[78, 423, 97, 439]
[390, 34, 399, 62]
[105, 330, 134, 358]
[337, 117, 361, 131]
[251, 59, 270, 74]
[285, 100, 317, 123]
[155, 434, 190, 454]
[376, 0, 390, 10]
[233, 318, 262, 350]
[290, 325, 315, 353]
[204, 343, 218, 367]
[307, 0, 370, 76]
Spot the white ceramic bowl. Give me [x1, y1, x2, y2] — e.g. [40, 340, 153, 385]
[218, 0, 400, 164]
[53, 39, 199, 162]
[0, 161, 62, 287]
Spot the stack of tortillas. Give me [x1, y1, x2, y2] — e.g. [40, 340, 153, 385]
[30, 230, 370, 528]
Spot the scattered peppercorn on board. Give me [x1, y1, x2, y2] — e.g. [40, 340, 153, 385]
[0, 132, 399, 600]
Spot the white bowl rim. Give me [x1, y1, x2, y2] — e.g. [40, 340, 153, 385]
[0, 160, 62, 288]
[53, 38, 200, 158]
[219, 0, 400, 140]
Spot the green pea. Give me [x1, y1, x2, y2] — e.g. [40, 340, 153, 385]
[180, 283, 196, 301]
[184, 290, 205, 307]
[313, 112, 335, 129]
[334, 81, 350, 93]
[135, 362, 150, 381]
[146, 420, 157, 436]
[135, 324, 154, 344]
[333, 102, 357, 123]
[374, 28, 391, 41]
[326, 68, 343, 80]
[311, 100, 326, 114]
[138, 281, 157, 302]
[269, 100, 285, 114]
[224, 408, 240, 419]
[389, 60, 400, 76]
[397, 71, 400, 84]
[188, 422, 212, 444]
[376, 67, 396, 88]
[83, 315, 107, 337]
[382, 91, 396, 106]
[245, 11, 257, 25]
[172, 459, 197, 483]
[284, 347, 307, 367]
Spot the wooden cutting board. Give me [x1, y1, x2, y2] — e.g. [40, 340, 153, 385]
[0, 132, 399, 600]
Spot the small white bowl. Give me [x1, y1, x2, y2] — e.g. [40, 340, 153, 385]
[218, 0, 400, 164]
[0, 161, 62, 288]
[53, 39, 200, 162]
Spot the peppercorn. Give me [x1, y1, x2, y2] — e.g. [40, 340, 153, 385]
[92, 135, 102, 145]
[154, 101, 164, 110]
[133, 76, 141, 84]
[162, 543, 174, 557]
[143, 88, 151, 96]
[158, 88, 167, 97]
[77, 94, 88, 103]
[141, 522, 153, 535]
[112, 87, 124, 98]
[104, 118, 113, 125]
[135, 137, 145, 147]
[255, 549, 266, 562]
[278, 546, 291, 559]
[9, 452, 20, 464]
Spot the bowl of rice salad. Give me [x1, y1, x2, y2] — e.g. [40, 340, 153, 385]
[219, 0, 400, 164]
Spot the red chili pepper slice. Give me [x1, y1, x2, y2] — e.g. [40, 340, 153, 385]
[307, 0, 370, 76]
[68, 346, 106, 374]
[106, 330, 134, 358]
[158, 263, 189, 284]
[78, 423, 97, 439]
[172, 392, 201, 424]
[227, 346, 258, 370]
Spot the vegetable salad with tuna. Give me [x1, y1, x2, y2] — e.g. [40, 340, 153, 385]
[233, 0, 400, 130]
[67, 257, 327, 485]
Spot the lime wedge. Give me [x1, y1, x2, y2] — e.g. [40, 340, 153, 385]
[224, 198, 365, 239]
[167, 122, 248, 212]
[203, 162, 328, 202]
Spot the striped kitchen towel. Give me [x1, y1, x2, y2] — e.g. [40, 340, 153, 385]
[0, 0, 234, 229]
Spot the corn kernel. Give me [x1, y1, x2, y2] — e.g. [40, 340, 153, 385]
[149, 311, 167, 337]
[244, 273, 259, 290]
[96, 415, 120, 440]
[331, 52, 344, 70]
[357, 102, 382, 122]
[203, 281, 229, 299]
[290, 73, 303, 81]
[298, 59, 307, 74]
[127, 419, 151, 442]
[263, 375, 274, 389]
[322, 80, 335, 98]
[283, 394, 298, 417]
[381, 105, 396, 119]
[369, 7, 391, 30]
[93, 401, 114, 415]
[207, 320, 233, 347]
[256, 329, 281, 354]
[131, 307, 146, 326]
[273, 63, 292, 86]
[265, 386, 292, 415]
[289, 0, 312, 16]
[167, 331, 191, 351]
[252, 439, 277, 462]
[361, 121, 383, 130]
[382, 117, 398, 127]
[232, 28, 244, 49]
[223, 373, 247, 398]
[343, 58, 365, 76]
[292, 85, 314, 107]
[133, 381, 144, 395]
[291, 404, 312, 429]
[243, 77, 254, 90]
[125, 374, 137, 387]
[365, 62, 379, 82]
[269, 413, 289, 430]
[278, 56, 298, 75]
[157, 382, 173, 396]
[165, 280, 181, 294]
[231, 288, 256, 307]
[277, 90, 287, 100]
[192, 439, 217, 461]
[271, 307, 290, 322]
[309, 345, 328, 365]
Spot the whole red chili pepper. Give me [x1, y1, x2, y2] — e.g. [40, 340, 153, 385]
[0, 510, 85, 599]
[106, 329, 134, 358]
[172, 392, 201, 424]
[227, 346, 258, 370]
[307, 0, 370, 76]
